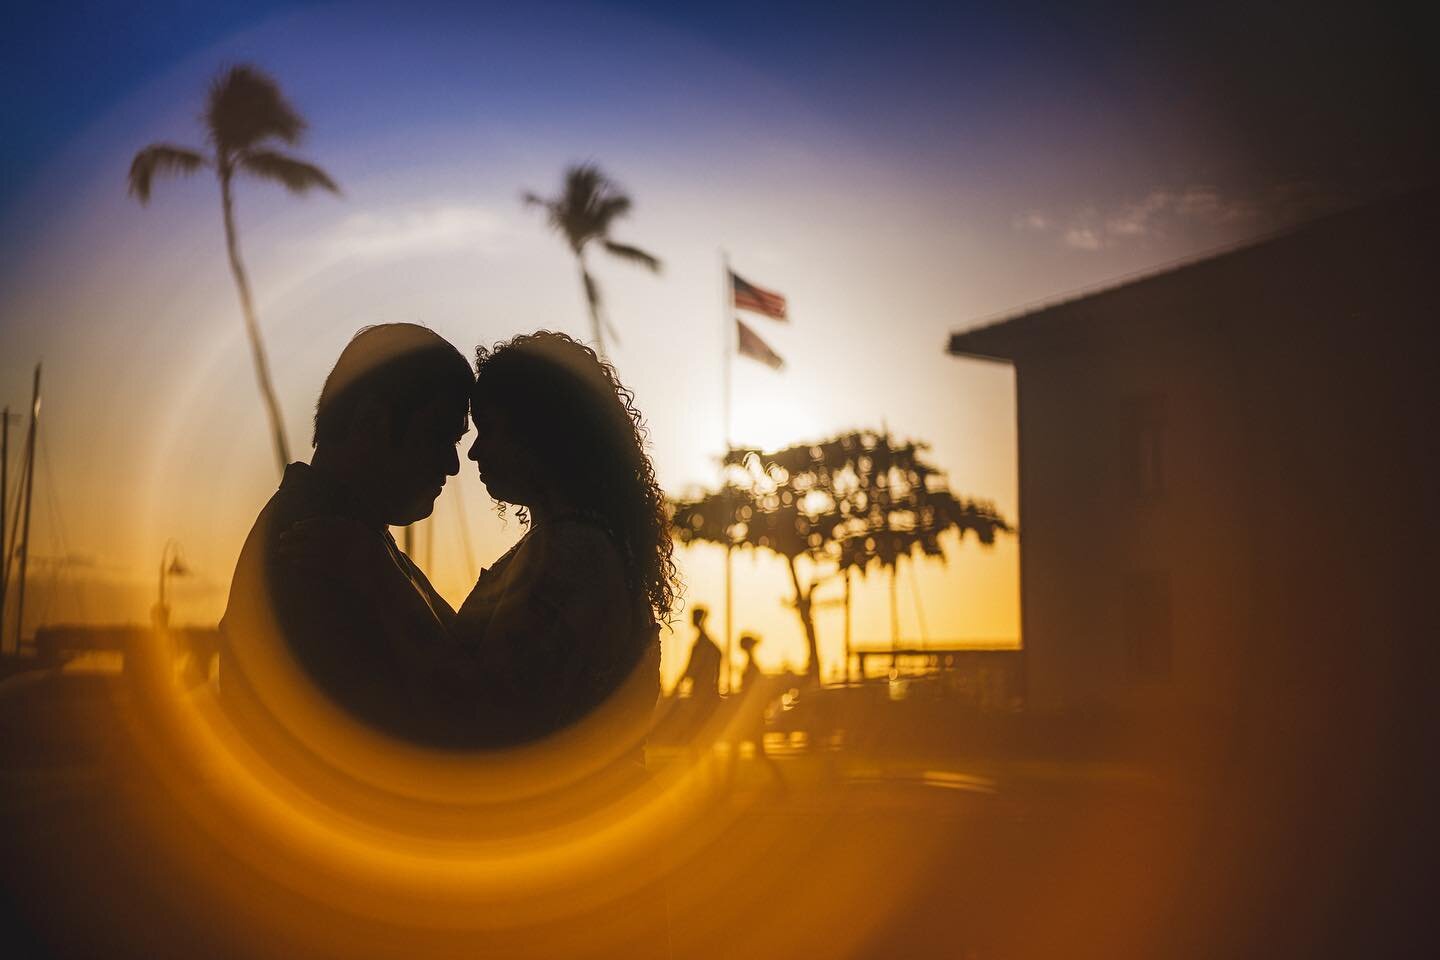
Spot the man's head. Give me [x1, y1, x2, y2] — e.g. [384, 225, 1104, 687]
[313, 324, 472, 526]
[691, 606, 709, 630]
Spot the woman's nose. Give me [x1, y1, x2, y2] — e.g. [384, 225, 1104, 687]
[467, 436, 481, 462]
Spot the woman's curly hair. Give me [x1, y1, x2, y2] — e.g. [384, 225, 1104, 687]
[472, 331, 678, 624]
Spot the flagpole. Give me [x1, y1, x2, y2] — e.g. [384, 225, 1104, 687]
[720, 250, 734, 694]
[721, 250, 732, 453]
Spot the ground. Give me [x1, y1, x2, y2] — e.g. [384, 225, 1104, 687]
[0, 664, 1273, 958]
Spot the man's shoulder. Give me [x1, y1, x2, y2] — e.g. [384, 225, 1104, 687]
[243, 466, 333, 549]
[223, 467, 330, 617]
[268, 463, 333, 524]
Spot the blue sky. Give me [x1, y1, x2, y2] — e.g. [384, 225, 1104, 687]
[5, 0, 1430, 221]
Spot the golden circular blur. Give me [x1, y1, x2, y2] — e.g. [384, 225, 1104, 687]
[122, 620, 751, 931]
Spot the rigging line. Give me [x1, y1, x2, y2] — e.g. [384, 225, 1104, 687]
[34, 548, 61, 630]
[23, 439, 60, 632]
[39, 431, 86, 621]
[37, 431, 72, 559]
[4, 426, 31, 586]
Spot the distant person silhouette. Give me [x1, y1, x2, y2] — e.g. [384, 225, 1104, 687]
[737, 632, 764, 695]
[219, 323, 472, 743]
[679, 606, 721, 701]
[452, 331, 675, 748]
[728, 632, 785, 792]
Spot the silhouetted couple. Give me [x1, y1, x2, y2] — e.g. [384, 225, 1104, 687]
[218, 324, 674, 750]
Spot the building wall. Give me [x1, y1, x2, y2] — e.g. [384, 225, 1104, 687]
[1009, 196, 1433, 716]
[1016, 296, 1251, 712]
[960, 191, 1437, 954]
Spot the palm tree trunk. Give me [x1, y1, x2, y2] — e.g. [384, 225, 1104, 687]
[577, 255, 607, 360]
[786, 554, 822, 681]
[219, 167, 290, 476]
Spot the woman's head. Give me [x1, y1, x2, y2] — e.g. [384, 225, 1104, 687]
[468, 331, 677, 622]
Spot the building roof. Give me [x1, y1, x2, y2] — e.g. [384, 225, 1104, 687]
[945, 190, 1431, 362]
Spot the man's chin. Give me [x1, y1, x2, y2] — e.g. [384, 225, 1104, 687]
[392, 498, 439, 527]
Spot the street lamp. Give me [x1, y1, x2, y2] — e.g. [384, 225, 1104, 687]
[152, 539, 191, 629]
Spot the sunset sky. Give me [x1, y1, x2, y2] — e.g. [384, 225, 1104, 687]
[1, 0, 1428, 683]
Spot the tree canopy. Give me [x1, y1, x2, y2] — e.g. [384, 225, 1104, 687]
[670, 430, 1013, 680]
[670, 429, 1012, 573]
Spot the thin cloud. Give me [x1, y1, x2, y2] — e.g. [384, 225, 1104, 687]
[1017, 185, 1262, 252]
[324, 204, 509, 262]
[1063, 225, 1103, 251]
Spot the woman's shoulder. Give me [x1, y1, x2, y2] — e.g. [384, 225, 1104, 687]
[525, 514, 625, 571]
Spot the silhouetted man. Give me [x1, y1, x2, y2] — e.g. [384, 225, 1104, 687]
[219, 323, 472, 742]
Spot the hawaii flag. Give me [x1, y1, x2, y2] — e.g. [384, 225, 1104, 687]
[736, 318, 784, 370]
[731, 271, 787, 321]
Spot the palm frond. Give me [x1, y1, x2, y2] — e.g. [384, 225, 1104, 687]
[236, 150, 339, 195]
[593, 193, 632, 224]
[128, 144, 209, 203]
[206, 64, 305, 155]
[561, 164, 632, 247]
[529, 164, 658, 271]
[557, 206, 603, 251]
[603, 240, 662, 272]
[582, 269, 603, 311]
[563, 164, 606, 206]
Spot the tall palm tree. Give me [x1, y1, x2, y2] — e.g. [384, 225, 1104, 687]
[129, 64, 339, 475]
[523, 164, 661, 361]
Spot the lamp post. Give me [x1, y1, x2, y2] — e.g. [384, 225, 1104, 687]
[152, 539, 190, 629]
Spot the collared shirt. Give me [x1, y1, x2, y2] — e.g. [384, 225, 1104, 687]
[220, 462, 454, 742]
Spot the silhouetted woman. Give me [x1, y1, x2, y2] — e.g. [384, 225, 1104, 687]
[453, 331, 676, 745]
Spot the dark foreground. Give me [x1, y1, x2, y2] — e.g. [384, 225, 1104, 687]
[0, 663, 1425, 958]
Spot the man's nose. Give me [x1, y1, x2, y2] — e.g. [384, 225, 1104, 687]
[445, 443, 460, 477]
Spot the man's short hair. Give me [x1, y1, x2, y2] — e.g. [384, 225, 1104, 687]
[312, 324, 473, 447]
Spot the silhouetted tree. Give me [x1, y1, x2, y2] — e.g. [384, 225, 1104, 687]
[129, 64, 339, 475]
[670, 430, 1012, 680]
[523, 164, 660, 361]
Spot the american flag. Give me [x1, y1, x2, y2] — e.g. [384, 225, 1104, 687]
[736, 319, 784, 370]
[730, 271, 787, 321]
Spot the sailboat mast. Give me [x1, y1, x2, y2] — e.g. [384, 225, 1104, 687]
[12, 365, 40, 653]
[1, 405, 8, 649]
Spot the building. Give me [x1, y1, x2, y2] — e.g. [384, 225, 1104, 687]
[948, 192, 1433, 720]
[946, 192, 1436, 949]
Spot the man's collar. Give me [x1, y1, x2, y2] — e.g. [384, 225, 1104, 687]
[281, 461, 385, 530]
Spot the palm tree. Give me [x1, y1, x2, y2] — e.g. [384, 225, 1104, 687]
[129, 64, 339, 475]
[523, 164, 661, 361]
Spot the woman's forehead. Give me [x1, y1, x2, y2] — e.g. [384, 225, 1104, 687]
[468, 401, 511, 429]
